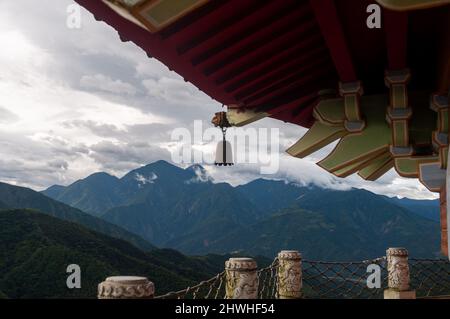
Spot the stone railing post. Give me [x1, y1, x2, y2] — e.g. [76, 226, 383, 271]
[98, 276, 155, 299]
[225, 258, 259, 299]
[277, 250, 302, 299]
[384, 248, 416, 299]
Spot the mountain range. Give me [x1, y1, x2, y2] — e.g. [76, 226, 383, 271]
[0, 182, 154, 251]
[0, 208, 244, 298]
[0, 178, 273, 298]
[42, 160, 442, 260]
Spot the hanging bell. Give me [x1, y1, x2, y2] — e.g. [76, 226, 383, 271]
[212, 111, 233, 166]
[215, 130, 234, 166]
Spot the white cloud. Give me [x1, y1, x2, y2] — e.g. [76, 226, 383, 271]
[80, 74, 137, 95]
[0, 0, 439, 200]
[185, 165, 214, 184]
[0, 106, 19, 123]
[135, 172, 158, 186]
[142, 76, 217, 109]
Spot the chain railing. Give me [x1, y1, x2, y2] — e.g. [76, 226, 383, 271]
[98, 249, 450, 299]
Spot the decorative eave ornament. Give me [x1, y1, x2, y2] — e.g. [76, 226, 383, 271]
[102, 0, 209, 32]
[212, 111, 233, 166]
[376, 0, 450, 11]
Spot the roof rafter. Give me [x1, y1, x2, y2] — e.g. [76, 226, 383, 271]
[232, 48, 329, 99]
[191, 1, 310, 66]
[308, 0, 357, 82]
[211, 20, 318, 80]
[219, 34, 324, 89]
[384, 10, 408, 70]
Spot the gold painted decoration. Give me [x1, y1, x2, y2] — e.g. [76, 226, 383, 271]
[313, 98, 346, 126]
[317, 94, 391, 173]
[430, 94, 449, 169]
[357, 152, 394, 181]
[286, 122, 347, 158]
[419, 162, 447, 192]
[286, 89, 447, 192]
[385, 69, 412, 152]
[394, 155, 439, 178]
[339, 81, 365, 132]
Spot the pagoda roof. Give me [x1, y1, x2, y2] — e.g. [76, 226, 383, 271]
[75, 0, 450, 127]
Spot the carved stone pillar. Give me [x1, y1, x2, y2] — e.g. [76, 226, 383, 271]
[225, 258, 259, 299]
[98, 276, 155, 299]
[277, 250, 302, 299]
[384, 248, 416, 299]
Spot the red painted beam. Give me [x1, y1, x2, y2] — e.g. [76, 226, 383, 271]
[191, 1, 310, 67]
[235, 54, 330, 101]
[75, 0, 237, 104]
[220, 34, 324, 89]
[227, 45, 326, 96]
[244, 66, 332, 106]
[289, 102, 317, 127]
[384, 10, 408, 70]
[256, 81, 323, 111]
[211, 19, 318, 81]
[186, 1, 294, 62]
[268, 94, 318, 127]
[175, 0, 266, 55]
[161, 1, 257, 45]
[231, 46, 328, 98]
[264, 92, 318, 116]
[75, 0, 332, 127]
[308, 0, 357, 82]
[159, 0, 229, 40]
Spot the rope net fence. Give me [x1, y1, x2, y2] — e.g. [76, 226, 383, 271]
[154, 271, 226, 299]
[302, 257, 387, 299]
[154, 257, 449, 299]
[257, 258, 279, 299]
[409, 258, 450, 298]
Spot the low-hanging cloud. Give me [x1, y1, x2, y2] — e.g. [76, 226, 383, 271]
[0, 0, 438, 200]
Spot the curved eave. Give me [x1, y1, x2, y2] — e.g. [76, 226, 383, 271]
[376, 0, 450, 11]
[75, 0, 449, 128]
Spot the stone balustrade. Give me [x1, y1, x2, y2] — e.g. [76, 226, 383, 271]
[97, 247, 422, 299]
[225, 257, 259, 299]
[384, 247, 416, 299]
[98, 276, 154, 299]
[277, 250, 302, 299]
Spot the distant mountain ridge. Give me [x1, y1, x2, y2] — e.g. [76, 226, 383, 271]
[227, 186, 440, 259]
[44, 161, 208, 216]
[43, 160, 442, 260]
[0, 182, 154, 251]
[386, 196, 439, 222]
[44, 161, 261, 248]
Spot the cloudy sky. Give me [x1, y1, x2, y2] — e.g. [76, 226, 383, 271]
[0, 0, 436, 199]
